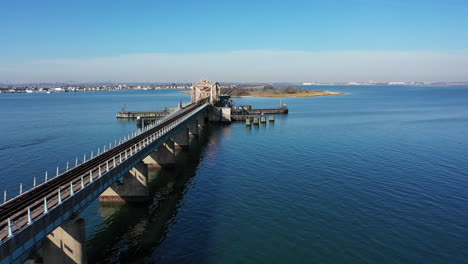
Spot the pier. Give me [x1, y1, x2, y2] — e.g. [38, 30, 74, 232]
[230, 104, 288, 121]
[116, 110, 169, 119]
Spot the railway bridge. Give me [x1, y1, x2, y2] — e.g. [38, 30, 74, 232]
[0, 80, 230, 264]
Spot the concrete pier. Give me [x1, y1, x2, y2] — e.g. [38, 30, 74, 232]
[188, 120, 199, 137]
[143, 140, 176, 168]
[172, 127, 189, 149]
[253, 117, 259, 125]
[198, 115, 206, 128]
[99, 163, 149, 202]
[208, 106, 231, 123]
[42, 217, 86, 264]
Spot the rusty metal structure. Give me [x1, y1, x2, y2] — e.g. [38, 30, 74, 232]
[191, 80, 221, 105]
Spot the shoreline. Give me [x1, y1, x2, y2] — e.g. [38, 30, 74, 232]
[178, 90, 345, 98]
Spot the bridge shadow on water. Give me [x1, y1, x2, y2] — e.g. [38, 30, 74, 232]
[86, 124, 225, 263]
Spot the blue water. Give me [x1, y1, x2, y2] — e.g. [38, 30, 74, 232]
[1, 86, 468, 263]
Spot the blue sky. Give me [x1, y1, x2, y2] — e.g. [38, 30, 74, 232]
[1, 0, 468, 82]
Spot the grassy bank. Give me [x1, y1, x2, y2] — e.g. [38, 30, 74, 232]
[178, 86, 344, 98]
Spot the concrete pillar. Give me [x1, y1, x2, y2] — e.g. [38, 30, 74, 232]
[187, 120, 198, 137]
[172, 127, 189, 149]
[221, 107, 231, 122]
[208, 106, 221, 122]
[208, 106, 230, 123]
[197, 114, 206, 128]
[99, 163, 149, 202]
[43, 217, 86, 264]
[143, 140, 176, 168]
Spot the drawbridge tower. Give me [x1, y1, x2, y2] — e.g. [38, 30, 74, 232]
[191, 80, 221, 105]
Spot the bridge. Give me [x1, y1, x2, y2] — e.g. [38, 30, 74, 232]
[0, 80, 230, 264]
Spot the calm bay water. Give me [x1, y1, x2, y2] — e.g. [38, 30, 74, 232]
[1, 86, 468, 263]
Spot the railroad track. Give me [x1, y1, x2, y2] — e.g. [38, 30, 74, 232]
[0, 99, 207, 242]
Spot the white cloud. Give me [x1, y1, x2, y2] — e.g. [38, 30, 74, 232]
[1, 50, 468, 83]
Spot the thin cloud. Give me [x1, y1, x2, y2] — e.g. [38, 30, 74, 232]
[1, 50, 468, 83]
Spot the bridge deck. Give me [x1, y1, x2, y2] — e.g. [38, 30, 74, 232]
[0, 100, 208, 248]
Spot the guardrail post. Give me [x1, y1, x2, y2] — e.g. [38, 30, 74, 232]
[45, 171, 48, 182]
[56, 166, 59, 176]
[58, 188, 62, 204]
[81, 176, 85, 189]
[98, 148, 100, 155]
[70, 182, 74, 196]
[83, 153, 86, 162]
[44, 197, 48, 213]
[90, 171, 93, 183]
[76, 157, 78, 167]
[106, 161, 109, 172]
[4, 190, 6, 203]
[33, 177, 36, 187]
[27, 207, 32, 224]
[66, 161, 69, 171]
[19, 183, 23, 195]
[91, 151, 93, 158]
[113, 157, 116, 168]
[120, 153, 122, 163]
[99, 166, 102, 177]
[7, 218, 13, 237]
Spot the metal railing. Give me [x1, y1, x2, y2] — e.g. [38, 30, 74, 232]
[0, 101, 208, 244]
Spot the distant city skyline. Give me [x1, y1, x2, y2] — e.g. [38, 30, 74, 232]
[1, 0, 468, 82]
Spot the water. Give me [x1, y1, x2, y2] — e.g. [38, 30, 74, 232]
[1, 86, 468, 263]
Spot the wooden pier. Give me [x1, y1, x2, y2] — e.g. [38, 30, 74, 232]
[230, 105, 288, 121]
[116, 110, 169, 120]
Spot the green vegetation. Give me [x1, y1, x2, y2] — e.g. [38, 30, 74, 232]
[229, 86, 344, 98]
[179, 85, 344, 98]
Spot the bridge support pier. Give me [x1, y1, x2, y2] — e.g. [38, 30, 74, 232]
[99, 163, 149, 202]
[143, 140, 176, 168]
[172, 127, 189, 149]
[208, 106, 231, 123]
[42, 216, 86, 264]
[188, 120, 199, 137]
[198, 114, 206, 128]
